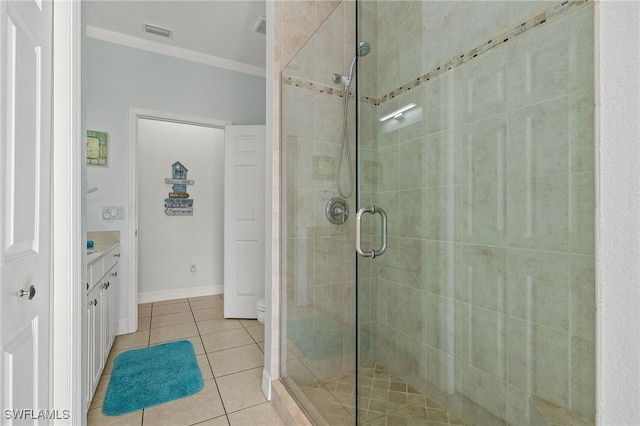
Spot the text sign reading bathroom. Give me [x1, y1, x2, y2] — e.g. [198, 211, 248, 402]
[165, 161, 194, 216]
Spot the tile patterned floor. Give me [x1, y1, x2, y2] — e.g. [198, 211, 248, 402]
[87, 295, 284, 426]
[300, 364, 470, 426]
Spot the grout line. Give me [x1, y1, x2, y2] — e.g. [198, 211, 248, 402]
[225, 400, 273, 416]
[212, 364, 265, 380]
[192, 298, 231, 421]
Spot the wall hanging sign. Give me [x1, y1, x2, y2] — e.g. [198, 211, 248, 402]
[165, 161, 194, 216]
[87, 130, 108, 166]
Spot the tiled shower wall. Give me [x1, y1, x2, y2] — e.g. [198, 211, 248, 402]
[280, 0, 359, 386]
[358, 0, 595, 423]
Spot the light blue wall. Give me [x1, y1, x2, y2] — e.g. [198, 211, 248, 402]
[85, 37, 266, 327]
[86, 38, 266, 127]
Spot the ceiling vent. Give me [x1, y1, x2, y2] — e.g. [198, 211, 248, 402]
[253, 16, 266, 35]
[142, 23, 173, 38]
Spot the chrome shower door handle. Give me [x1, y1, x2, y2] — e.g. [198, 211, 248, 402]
[355, 206, 374, 257]
[377, 207, 388, 256]
[355, 205, 387, 258]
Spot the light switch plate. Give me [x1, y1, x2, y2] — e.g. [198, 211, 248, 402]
[102, 206, 125, 220]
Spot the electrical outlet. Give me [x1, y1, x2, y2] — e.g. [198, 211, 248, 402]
[189, 264, 197, 273]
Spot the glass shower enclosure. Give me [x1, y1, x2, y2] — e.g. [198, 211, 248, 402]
[280, 0, 595, 424]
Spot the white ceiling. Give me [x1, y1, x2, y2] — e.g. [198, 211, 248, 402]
[85, 1, 266, 69]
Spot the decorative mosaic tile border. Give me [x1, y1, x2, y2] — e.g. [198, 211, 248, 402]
[281, 0, 590, 106]
[372, 0, 590, 105]
[282, 76, 346, 99]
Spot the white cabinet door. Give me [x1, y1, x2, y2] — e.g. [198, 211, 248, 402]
[106, 245, 119, 348]
[224, 125, 266, 318]
[103, 262, 118, 358]
[0, 0, 53, 416]
[85, 292, 93, 409]
[86, 244, 119, 407]
[88, 284, 104, 399]
[110, 263, 119, 342]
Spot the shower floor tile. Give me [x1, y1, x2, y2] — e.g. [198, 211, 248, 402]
[301, 364, 471, 426]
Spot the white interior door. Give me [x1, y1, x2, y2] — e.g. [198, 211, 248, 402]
[0, 0, 52, 421]
[224, 125, 266, 318]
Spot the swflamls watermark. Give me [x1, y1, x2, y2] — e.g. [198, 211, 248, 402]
[4, 409, 70, 420]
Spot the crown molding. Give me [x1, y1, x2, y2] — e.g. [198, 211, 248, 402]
[86, 25, 266, 78]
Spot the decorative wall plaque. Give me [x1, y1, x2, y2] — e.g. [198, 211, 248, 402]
[87, 130, 108, 166]
[165, 162, 194, 216]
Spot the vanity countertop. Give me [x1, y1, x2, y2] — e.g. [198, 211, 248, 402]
[87, 231, 120, 265]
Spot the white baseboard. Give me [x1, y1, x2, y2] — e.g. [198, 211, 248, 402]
[138, 285, 223, 304]
[262, 369, 272, 401]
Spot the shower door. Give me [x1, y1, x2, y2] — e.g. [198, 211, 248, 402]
[279, 0, 595, 424]
[354, 1, 595, 425]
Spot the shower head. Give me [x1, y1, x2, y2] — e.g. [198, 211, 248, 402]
[333, 41, 372, 88]
[358, 41, 371, 57]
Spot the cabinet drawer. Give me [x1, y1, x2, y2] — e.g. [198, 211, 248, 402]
[89, 258, 104, 290]
[104, 244, 120, 273]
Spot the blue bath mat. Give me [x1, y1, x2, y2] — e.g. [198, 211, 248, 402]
[102, 340, 203, 416]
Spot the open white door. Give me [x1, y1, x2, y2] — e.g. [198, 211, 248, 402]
[0, 0, 53, 420]
[224, 125, 266, 318]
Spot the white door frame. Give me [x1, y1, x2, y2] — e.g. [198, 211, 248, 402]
[51, 0, 82, 422]
[128, 108, 230, 331]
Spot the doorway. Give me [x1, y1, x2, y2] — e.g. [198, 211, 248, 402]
[128, 109, 231, 331]
[137, 118, 226, 301]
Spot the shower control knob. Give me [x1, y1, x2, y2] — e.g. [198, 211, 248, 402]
[326, 197, 349, 225]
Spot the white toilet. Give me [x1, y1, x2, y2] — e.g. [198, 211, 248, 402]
[256, 298, 265, 324]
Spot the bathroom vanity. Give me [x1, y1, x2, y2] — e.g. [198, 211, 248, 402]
[86, 231, 120, 407]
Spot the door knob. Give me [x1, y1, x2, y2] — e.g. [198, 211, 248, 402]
[18, 285, 36, 300]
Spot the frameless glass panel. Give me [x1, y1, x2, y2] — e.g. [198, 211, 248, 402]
[356, 1, 595, 425]
[279, 1, 358, 424]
